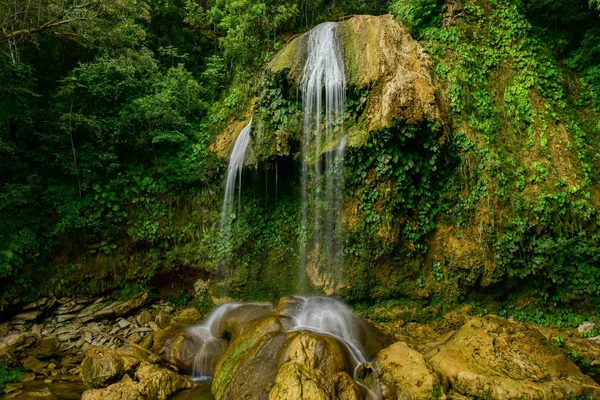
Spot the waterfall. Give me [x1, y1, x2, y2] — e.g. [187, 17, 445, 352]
[220, 119, 253, 236]
[190, 303, 242, 380]
[300, 22, 346, 288]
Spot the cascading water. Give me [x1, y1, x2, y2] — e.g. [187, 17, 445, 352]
[300, 22, 346, 289]
[220, 119, 253, 236]
[189, 303, 242, 381]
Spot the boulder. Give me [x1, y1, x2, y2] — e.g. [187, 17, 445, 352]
[77, 292, 150, 323]
[428, 316, 600, 398]
[151, 326, 206, 372]
[136, 311, 153, 326]
[81, 362, 191, 400]
[170, 308, 201, 326]
[373, 342, 446, 399]
[218, 303, 274, 340]
[28, 336, 59, 358]
[21, 356, 48, 374]
[81, 347, 124, 388]
[269, 331, 360, 400]
[154, 311, 171, 329]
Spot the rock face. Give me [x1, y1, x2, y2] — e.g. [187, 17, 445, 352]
[427, 316, 600, 399]
[268, 14, 443, 147]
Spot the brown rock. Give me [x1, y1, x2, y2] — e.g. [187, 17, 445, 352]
[373, 342, 446, 399]
[28, 336, 59, 358]
[428, 316, 600, 398]
[81, 362, 192, 400]
[154, 311, 171, 329]
[170, 308, 201, 326]
[81, 347, 124, 388]
[136, 311, 153, 326]
[21, 356, 48, 373]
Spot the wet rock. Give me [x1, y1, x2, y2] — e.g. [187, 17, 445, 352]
[152, 327, 206, 372]
[19, 372, 36, 382]
[28, 387, 52, 397]
[81, 347, 124, 388]
[212, 316, 291, 399]
[21, 356, 48, 373]
[269, 331, 359, 400]
[218, 303, 274, 340]
[428, 316, 600, 398]
[4, 382, 23, 394]
[373, 342, 446, 399]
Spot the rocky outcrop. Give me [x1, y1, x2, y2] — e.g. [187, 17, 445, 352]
[269, 331, 361, 400]
[268, 14, 443, 147]
[426, 316, 600, 399]
[81, 347, 125, 388]
[373, 342, 446, 400]
[81, 362, 192, 400]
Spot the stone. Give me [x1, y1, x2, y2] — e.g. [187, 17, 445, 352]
[428, 316, 600, 398]
[154, 311, 171, 329]
[147, 322, 159, 332]
[19, 372, 36, 382]
[218, 303, 274, 340]
[579, 322, 596, 334]
[373, 342, 446, 399]
[117, 318, 131, 329]
[81, 347, 124, 388]
[139, 334, 153, 349]
[128, 332, 142, 344]
[21, 356, 48, 373]
[136, 311, 153, 326]
[12, 310, 42, 321]
[151, 326, 208, 372]
[29, 335, 59, 358]
[4, 383, 23, 394]
[269, 331, 360, 400]
[78, 292, 150, 323]
[170, 308, 201, 326]
[28, 387, 52, 397]
[81, 362, 192, 400]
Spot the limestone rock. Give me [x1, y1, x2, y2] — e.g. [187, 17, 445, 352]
[81, 362, 191, 400]
[428, 316, 600, 398]
[28, 335, 59, 358]
[152, 326, 205, 372]
[21, 356, 48, 373]
[579, 322, 596, 334]
[170, 308, 201, 326]
[77, 292, 150, 323]
[218, 303, 274, 340]
[136, 311, 153, 326]
[268, 14, 443, 145]
[154, 311, 171, 329]
[269, 331, 360, 400]
[373, 342, 446, 400]
[81, 347, 124, 388]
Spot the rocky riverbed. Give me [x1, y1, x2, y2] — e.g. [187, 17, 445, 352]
[2, 292, 600, 399]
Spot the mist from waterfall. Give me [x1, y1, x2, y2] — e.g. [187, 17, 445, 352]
[300, 22, 346, 289]
[220, 119, 253, 236]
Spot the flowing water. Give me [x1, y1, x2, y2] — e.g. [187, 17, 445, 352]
[220, 119, 253, 236]
[189, 303, 242, 380]
[300, 22, 346, 289]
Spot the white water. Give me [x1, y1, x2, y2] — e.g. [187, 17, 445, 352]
[190, 303, 242, 380]
[220, 119, 253, 235]
[300, 22, 346, 288]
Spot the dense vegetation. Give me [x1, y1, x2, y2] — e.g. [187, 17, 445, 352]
[1, 0, 600, 323]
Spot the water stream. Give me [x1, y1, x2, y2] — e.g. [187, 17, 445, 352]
[300, 21, 347, 289]
[220, 119, 253, 236]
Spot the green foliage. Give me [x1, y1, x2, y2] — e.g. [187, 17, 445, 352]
[390, 0, 443, 39]
[0, 364, 23, 392]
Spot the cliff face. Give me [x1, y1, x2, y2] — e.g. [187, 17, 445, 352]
[268, 14, 443, 148]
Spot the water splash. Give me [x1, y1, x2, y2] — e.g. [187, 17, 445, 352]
[220, 119, 253, 235]
[300, 22, 346, 289]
